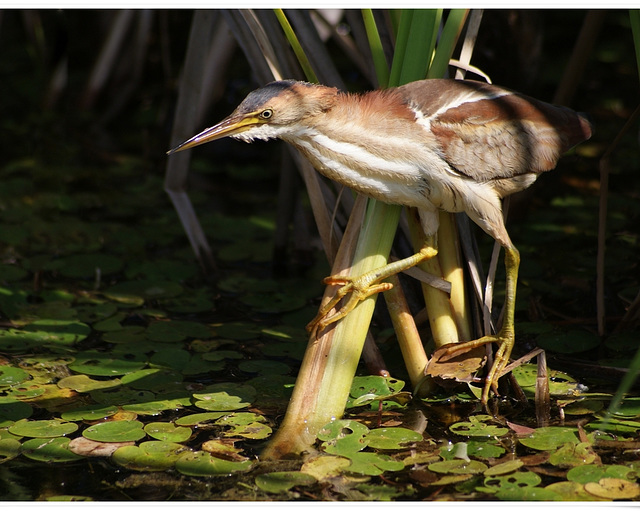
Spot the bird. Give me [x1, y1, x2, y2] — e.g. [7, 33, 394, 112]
[167, 78, 592, 403]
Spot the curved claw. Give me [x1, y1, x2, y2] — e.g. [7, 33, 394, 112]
[306, 245, 438, 338]
[436, 332, 515, 403]
[306, 274, 394, 337]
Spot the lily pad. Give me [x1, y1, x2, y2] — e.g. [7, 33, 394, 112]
[567, 464, 636, 484]
[344, 451, 405, 476]
[301, 454, 352, 481]
[144, 422, 192, 442]
[68, 350, 147, 376]
[192, 383, 256, 411]
[216, 413, 272, 440]
[9, 419, 78, 438]
[57, 374, 121, 393]
[548, 441, 597, 467]
[61, 405, 119, 421]
[364, 428, 423, 450]
[449, 420, 509, 438]
[318, 419, 369, 455]
[519, 426, 580, 451]
[175, 412, 228, 426]
[429, 459, 488, 475]
[175, 450, 252, 476]
[584, 478, 640, 499]
[255, 471, 317, 493]
[0, 365, 29, 387]
[83, 420, 145, 442]
[112, 441, 187, 471]
[21, 437, 85, 462]
[484, 459, 524, 476]
[121, 395, 191, 415]
[0, 398, 33, 423]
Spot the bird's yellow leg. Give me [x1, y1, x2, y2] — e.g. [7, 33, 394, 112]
[307, 244, 438, 336]
[437, 245, 520, 403]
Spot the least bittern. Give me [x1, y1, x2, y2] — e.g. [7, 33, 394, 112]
[168, 79, 592, 403]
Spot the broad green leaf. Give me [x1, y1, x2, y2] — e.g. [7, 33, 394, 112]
[518, 427, 580, 451]
[255, 471, 317, 493]
[364, 427, 422, 449]
[144, 422, 192, 442]
[112, 441, 186, 471]
[175, 450, 252, 476]
[21, 437, 84, 462]
[9, 419, 78, 438]
[83, 420, 145, 442]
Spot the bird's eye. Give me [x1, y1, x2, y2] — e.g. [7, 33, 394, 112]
[260, 109, 273, 120]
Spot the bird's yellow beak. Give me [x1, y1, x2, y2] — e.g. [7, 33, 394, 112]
[166, 113, 260, 155]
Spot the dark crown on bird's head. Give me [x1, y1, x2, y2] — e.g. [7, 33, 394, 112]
[233, 80, 339, 125]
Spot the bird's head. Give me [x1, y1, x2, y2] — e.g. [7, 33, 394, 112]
[167, 80, 338, 155]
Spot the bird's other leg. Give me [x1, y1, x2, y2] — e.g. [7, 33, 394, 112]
[306, 241, 438, 338]
[436, 243, 520, 403]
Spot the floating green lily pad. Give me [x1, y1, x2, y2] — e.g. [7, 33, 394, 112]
[121, 395, 191, 415]
[0, 365, 29, 387]
[216, 412, 272, 440]
[548, 441, 597, 467]
[83, 420, 145, 442]
[449, 420, 508, 438]
[610, 397, 640, 418]
[0, 398, 33, 423]
[75, 302, 119, 324]
[175, 450, 252, 476]
[519, 427, 580, 451]
[429, 459, 488, 475]
[21, 437, 85, 462]
[69, 350, 146, 376]
[255, 471, 317, 493]
[567, 464, 636, 484]
[112, 441, 187, 471]
[485, 460, 524, 476]
[175, 412, 228, 426]
[120, 368, 184, 392]
[318, 419, 369, 455]
[364, 428, 422, 449]
[9, 419, 78, 438]
[61, 405, 119, 421]
[0, 436, 22, 459]
[344, 451, 405, 476]
[192, 383, 256, 411]
[89, 387, 155, 405]
[144, 422, 192, 442]
[24, 319, 91, 346]
[57, 374, 121, 393]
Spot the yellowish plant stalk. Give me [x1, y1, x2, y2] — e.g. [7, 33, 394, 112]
[263, 198, 401, 458]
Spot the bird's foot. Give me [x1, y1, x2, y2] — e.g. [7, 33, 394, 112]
[430, 331, 515, 404]
[305, 272, 394, 338]
[306, 246, 438, 338]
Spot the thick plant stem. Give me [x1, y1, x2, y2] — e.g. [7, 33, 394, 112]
[384, 274, 434, 396]
[262, 199, 401, 459]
